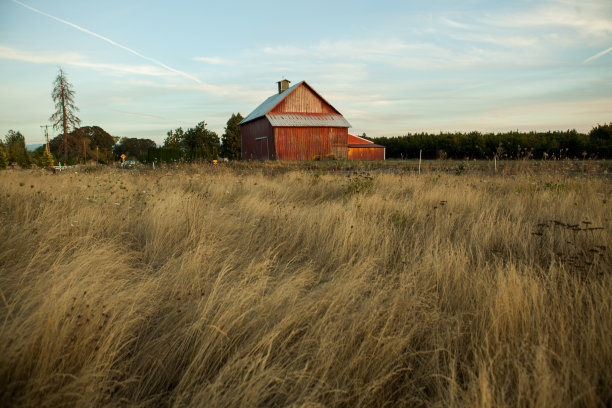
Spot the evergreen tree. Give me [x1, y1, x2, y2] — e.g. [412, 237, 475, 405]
[588, 123, 612, 158]
[41, 149, 55, 167]
[31, 146, 55, 167]
[50, 67, 81, 159]
[0, 143, 8, 168]
[182, 121, 220, 160]
[4, 130, 30, 167]
[221, 113, 243, 160]
[164, 128, 184, 149]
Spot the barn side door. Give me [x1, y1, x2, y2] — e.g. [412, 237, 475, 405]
[255, 136, 270, 160]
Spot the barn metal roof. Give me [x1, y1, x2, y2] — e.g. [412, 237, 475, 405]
[266, 113, 351, 128]
[239, 81, 304, 125]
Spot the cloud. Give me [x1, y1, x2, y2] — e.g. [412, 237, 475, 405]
[584, 46, 612, 63]
[259, 38, 538, 71]
[451, 33, 537, 48]
[469, 98, 612, 131]
[244, 1, 611, 79]
[0, 45, 247, 98]
[263, 41, 412, 65]
[263, 40, 426, 65]
[485, 2, 612, 40]
[118, 111, 164, 120]
[193, 56, 235, 66]
[0, 45, 242, 97]
[436, 1, 612, 64]
[441, 17, 471, 30]
[10, 0, 202, 84]
[106, 96, 133, 104]
[121, 79, 265, 100]
[0, 45, 170, 77]
[262, 45, 307, 57]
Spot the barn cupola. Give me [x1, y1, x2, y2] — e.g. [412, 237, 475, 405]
[277, 79, 291, 94]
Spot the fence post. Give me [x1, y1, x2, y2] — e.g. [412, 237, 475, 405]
[419, 150, 422, 174]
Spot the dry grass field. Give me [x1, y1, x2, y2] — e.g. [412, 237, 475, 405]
[0, 163, 610, 407]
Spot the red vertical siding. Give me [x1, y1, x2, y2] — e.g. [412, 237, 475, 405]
[241, 117, 275, 160]
[275, 127, 348, 160]
[271, 84, 337, 114]
[348, 147, 385, 160]
[348, 134, 373, 144]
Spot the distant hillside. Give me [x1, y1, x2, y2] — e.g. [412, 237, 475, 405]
[26, 144, 44, 151]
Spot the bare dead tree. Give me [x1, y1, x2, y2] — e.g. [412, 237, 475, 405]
[50, 67, 80, 160]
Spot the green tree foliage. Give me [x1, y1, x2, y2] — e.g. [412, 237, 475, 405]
[371, 127, 611, 160]
[142, 147, 183, 164]
[0, 143, 8, 168]
[50, 67, 81, 159]
[588, 123, 612, 158]
[182, 121, 220, 160]
[72, 126, 115, 163]
[76, 126, 116, 150]
[31, 146, 55, 167]
[150, 128, 185, 162]
[42, 149, 55, 167]
[114, 137, 156, 160]
[4, 130, 30, 167]
[49, 132, 83, 163]
[164, 128, 184, 149]
[148, 121, 221, 163]
[49, 125, 116, 163]
[221, 113, 243, 160]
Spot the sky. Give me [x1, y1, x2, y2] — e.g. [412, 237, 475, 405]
[0, 0, 611, 145]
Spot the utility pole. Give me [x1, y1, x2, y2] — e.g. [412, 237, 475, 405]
[40, 125, 50, 153]
[83, 139, 86, 162]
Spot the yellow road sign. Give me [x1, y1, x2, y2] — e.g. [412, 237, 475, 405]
[121, 154, 126, 162]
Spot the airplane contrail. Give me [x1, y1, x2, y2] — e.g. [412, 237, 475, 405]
[10, 0, 202, 84]
[584, 46, 612, 64]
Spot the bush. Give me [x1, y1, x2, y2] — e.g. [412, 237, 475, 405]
[0, 144, 8, 168]
[31, 146, 55, 167]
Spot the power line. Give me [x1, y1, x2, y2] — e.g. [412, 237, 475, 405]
[40, 125, 50, 153]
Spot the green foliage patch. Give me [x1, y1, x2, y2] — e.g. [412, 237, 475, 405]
[373, 123, 612, 160]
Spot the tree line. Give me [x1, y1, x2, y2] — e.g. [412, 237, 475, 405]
[0, 115, 243, 168]
[0, 67, 243, 168]
[371, 124, 612, 160]
[143, 113, 242, 163]
[0, 127, 142, 168]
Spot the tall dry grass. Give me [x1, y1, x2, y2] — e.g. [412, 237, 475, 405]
[0, 165, 610, 407]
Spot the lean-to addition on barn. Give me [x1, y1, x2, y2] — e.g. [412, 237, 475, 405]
[348, 134, 386, 160]
[240, 80, 352, 160]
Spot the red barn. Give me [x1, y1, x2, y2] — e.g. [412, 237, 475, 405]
[240, 80, 351, 160]
[348, 134, 386, 160]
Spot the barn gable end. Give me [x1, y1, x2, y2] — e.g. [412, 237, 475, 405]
[271, 83, 338, 114]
